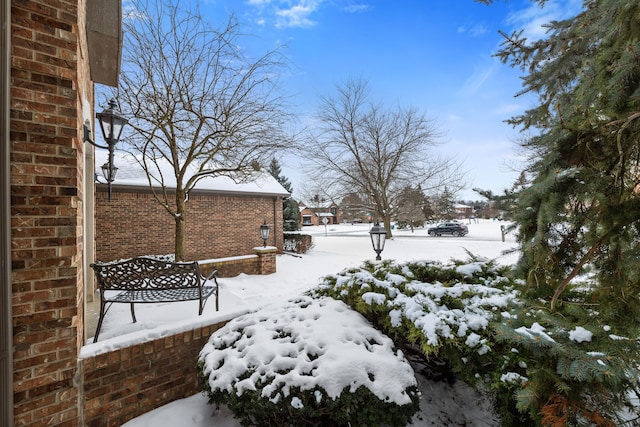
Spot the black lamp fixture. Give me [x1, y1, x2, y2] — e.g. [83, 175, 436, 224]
[83, 98, 128, 201]
[259, 221, 271, 247]
[369, 220, 386, 260]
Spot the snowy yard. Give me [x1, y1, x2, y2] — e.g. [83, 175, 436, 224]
[84, 219, 519, 426]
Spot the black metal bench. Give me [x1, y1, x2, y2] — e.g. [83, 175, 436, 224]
[90, 256, 219, 342]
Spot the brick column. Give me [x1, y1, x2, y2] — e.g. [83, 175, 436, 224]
[253, 247, 277, 275]
[10, 0, 87, 425]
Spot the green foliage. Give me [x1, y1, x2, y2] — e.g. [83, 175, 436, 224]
[197, 364, 419, 427]
[434, 186, 457, 220]
[395, 185, 430, 229]
[283, 197, 301, 231]
[197, 296, 421, 426]
[268, 158, 301, 231]
[488, 1, 640, 422]
[311, 259, 640, 426]
[499, 0, 640, 309]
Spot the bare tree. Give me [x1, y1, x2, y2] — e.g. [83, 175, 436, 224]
[114, 0, 294, 260]
[306, 78, 464, 237]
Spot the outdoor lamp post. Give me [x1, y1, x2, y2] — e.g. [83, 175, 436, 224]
[83, 98, 128, 201]
[369, 221, 386, 260]
[260, 221, 271, 247]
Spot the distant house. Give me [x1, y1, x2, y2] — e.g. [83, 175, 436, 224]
[300, 202, 340, 226]
[454, 203, 474, 218]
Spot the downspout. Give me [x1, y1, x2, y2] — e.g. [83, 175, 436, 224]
[1, 0, 14, 424]
[273, 197, 279, 249]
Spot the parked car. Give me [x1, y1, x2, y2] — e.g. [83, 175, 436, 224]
[428, 222, 468, 237]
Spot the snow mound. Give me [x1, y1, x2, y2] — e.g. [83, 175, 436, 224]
[199, 296, 418, 405]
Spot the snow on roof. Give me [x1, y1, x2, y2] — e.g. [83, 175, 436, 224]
[95, 149, 290, 197]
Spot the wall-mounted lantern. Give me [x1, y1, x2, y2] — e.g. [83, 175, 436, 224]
[83, 99, 128, 201]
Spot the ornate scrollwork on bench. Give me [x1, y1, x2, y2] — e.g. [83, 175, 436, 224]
[90, 256, 219, 341]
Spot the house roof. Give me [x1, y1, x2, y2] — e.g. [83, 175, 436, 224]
[95, 149, 290, 197]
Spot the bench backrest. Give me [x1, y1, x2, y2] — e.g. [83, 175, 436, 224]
[91, 257, 203, 291]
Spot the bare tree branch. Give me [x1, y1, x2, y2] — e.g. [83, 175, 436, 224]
[111, 0, 296, 259]
[305, 77, 466, 236]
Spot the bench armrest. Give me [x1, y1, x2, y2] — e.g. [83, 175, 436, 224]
[205, 269, 218, 281]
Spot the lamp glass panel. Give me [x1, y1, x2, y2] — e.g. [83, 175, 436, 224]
[260, 224, 270, 240]
[101, 163, 118, 183]
[369, 224, 386, 252]
[98, 116, 112, 142]
[111, 115, 127, 141]
[378, 233, 386, 251]
[96, 101, 128, 142]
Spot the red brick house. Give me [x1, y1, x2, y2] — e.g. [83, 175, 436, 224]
[1, 2, 286, 425]
[300, 203, 340, 226]
[92, 150, 289, 271]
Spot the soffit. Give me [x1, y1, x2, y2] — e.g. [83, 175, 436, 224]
[86, 0, 122, 87]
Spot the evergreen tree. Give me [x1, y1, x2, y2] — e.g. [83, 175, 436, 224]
[268, 158, 301, 231]
[489, 0, 640, 424]
[473, 171, 527, 221]
[435, 186, 456, 220]
[268, 158, 293, 193]
[395, 185, 429, 231]
[340, 192, 370, 223]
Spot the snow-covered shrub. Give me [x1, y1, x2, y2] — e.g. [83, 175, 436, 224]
[197, 296, 420, 426]
[311, 258, 520, 361]
[283, 232, 313, 253]
[311, 259, 640, 426]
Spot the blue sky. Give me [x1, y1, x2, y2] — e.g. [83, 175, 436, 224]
[195, 1, 582, 201]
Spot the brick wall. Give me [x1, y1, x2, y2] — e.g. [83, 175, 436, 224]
[80, 319, 230, 426]
[10, 0, 88, 425]
[199, 255, 260, 277]
[8, 0, 281, 424]
[94, 189, 284, 265]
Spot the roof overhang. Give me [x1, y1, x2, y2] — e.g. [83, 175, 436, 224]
[95, 183, 290, 199]
[86, 0, 122, 87]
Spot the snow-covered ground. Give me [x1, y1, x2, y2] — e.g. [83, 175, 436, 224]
[86, 219, 519, 426]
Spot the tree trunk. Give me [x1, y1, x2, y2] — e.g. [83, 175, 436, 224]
[383, 215, 393, 239]
[174, 193, 187, 261]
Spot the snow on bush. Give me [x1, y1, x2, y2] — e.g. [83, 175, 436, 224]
[197, 296, 420, 426]
[312, 259, 520, 356]
[568, 326, 593, 343]
[311, 259, 640, 426]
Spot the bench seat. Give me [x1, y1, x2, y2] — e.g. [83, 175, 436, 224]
[90, 256, 219, 341]
[103, 285, 217, 304]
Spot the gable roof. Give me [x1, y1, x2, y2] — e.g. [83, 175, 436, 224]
[94, 149, 290, 197]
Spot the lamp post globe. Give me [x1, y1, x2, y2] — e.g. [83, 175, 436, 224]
[369, 221, 386, 260]
[259, 221, 271, 247]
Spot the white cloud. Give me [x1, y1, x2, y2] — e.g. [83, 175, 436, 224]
[276, 3, 319, 28]
[122, 2, 148, 21]
[459, 60, 499, 97]
[470, 24, 487, 37]
[343, 4, 370, 13]
[457, 24, 487, 37]
[244, 0, 371, 29]
[491, 103, 525, 117]
[506, 0, 583, 41]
